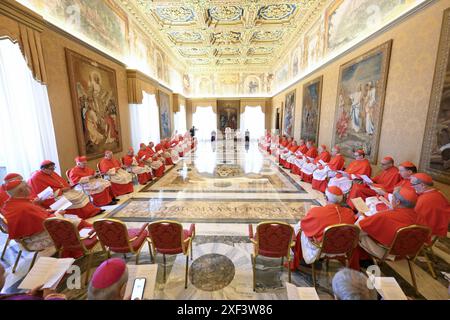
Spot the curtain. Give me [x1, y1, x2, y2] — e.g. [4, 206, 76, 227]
[174, 104, 187, 135]
[0, 39, 60, 178]
[192, 106, 217, 141]
[129, 92, 160, 150]
[240, 106, 265, 141]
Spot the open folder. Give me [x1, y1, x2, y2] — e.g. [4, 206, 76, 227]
[19, 257, 75, 290]
[49, 196, 72, 212]
[372, 277, 408, 300]
[351, 197, 370, 214]
[37, 186, 54, 201]
[286, 283, 320, 300]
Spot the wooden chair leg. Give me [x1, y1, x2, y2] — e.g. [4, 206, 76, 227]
[28, 251, 39, 273]
[12, 250, 22, 273]
[185, 255, 189, 289]
[163, 253, 166, 283]
[1, 238, 10, 260]
[135, 250, 141, 265]
[422, 249, 437, 279]
[311, 262, 316, 288]
[85, 252, 94, 286]
[147, 240, 154, 263]
[251, 254, 256, 292]
[407, 259, 418, 293]
[288, 258, 291, 283]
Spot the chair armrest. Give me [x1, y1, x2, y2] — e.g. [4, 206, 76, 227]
[189, 224, 195, 238]
[248, 224, 254, 239]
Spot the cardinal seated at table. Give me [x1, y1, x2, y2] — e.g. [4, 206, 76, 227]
[98, 151, 134, 196]
[28, 160, 102, 219]
[122, 148, 152, 185]
[68, 156, 117, 207]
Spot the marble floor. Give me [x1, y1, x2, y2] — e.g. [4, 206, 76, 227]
[1, 140, 449, 300]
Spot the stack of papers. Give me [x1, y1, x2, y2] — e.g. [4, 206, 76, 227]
[19, 257, 75, 290]
[49, 196, 72, 213]
[38, 186, 54, 201]
[318, 160, 327, 166]
[351, 197, 370, 214]
[286, 283, 320, 300]
[124, 264, 158, 300]
[372, 277, 408, 300]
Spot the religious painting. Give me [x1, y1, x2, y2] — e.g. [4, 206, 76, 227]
[332, 40, 392, 163]
[35, 0, 128, 57]
[325, 0, 422, 52]
[217, 101, 240, 132]
[158, 91, 171, 139]
[283, 90, 296, 137]
[244, 75, 261, 95]
[420, 9, 450, 183]
[65, 49, 122, 160]
[301, 76, 323, 143]
[304, 16, 325, 68]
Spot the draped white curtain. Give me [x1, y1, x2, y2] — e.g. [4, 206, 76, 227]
[192, 106, 217, 141]
[240, 106, 265, 141]
[174, 104, 187, 135]
[0, 39, 60, 178]
[129, 92, 160, 150]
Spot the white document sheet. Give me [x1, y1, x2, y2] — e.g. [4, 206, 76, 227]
[286, 283, 320, 300]
[49, 196, 72, 212]
[19, 257, 75, 290]
[374, 277, 408, 300]
[37, 186, 54, 200]
[360, 175, 373, 184]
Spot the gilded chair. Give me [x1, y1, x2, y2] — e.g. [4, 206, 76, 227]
[93, 219, 151, 265]
[0, 215, 11, 261]
[368, 225, 431, 293]
[248, 221, 295, 292]
[417, 235, 442, 279]
[147, 220, 195, 289]
[44, 217, 99, 285]
[306, 224, 360, 287]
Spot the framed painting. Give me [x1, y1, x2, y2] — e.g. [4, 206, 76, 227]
[65, 49, 122, 160]
[332, 40, 392, 163]
[420, 9, 450, 183]
[158, 90, 171, 139]
[217, 100, 240, 132]
[301, 76, 323, 143]
[283, 90, 296, 137]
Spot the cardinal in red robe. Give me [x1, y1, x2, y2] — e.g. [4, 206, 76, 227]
[350, 187, 419, 270]
[292, 187, 356, 270]
[122, 148, 152, 185]
[28, 160, 101, 219]
[99, 151, 134, 196]
[347, 156, 402, 210]
[138, 143, 165, 178]
[328, 149, 372, 194]
[285, 139, 308, 170]
[2, 179, 92, 258]
[68, 156, 117, 207]
[311, 146, 345, 192]
[291, 141, 318, 175]
[300, 145, 331, 183]
[411, 173, 450, 239]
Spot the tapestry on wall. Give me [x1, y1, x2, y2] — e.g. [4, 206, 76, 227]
[332, 40, 392, 163]
[420, 9, 450, 184]
[65, 49, 122, 160]
[283, 90, 296, 137]
[301, 76, 323, 143]
[217, 101, 239, 133]
[158, 90, 171, 139]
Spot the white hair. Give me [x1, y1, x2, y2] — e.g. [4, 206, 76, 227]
[87, 269, 128, 300]
[325, 190, 343, 204]
[332, 268, 377, 300]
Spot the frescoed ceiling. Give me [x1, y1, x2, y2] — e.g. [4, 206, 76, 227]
[118, 0, 329, 74]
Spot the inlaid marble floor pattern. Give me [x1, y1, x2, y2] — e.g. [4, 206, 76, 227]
[1, 140, 449, 300]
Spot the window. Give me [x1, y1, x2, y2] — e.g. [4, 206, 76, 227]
[0, 39, 60, 178]
[192, 106, 217, 141]
[240, 106, 265, 140]
[129, 92, 160, 149]
[174, 104, 187, 135]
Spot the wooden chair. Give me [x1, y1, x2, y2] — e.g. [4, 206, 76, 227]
[248, 221, 295, 291]
[93, 218, 151, 265]
[44, 217, 99, 285]
[368, 225, 431, 293]
[148, 220, 195, 289]
[306, 224, 360, 287]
